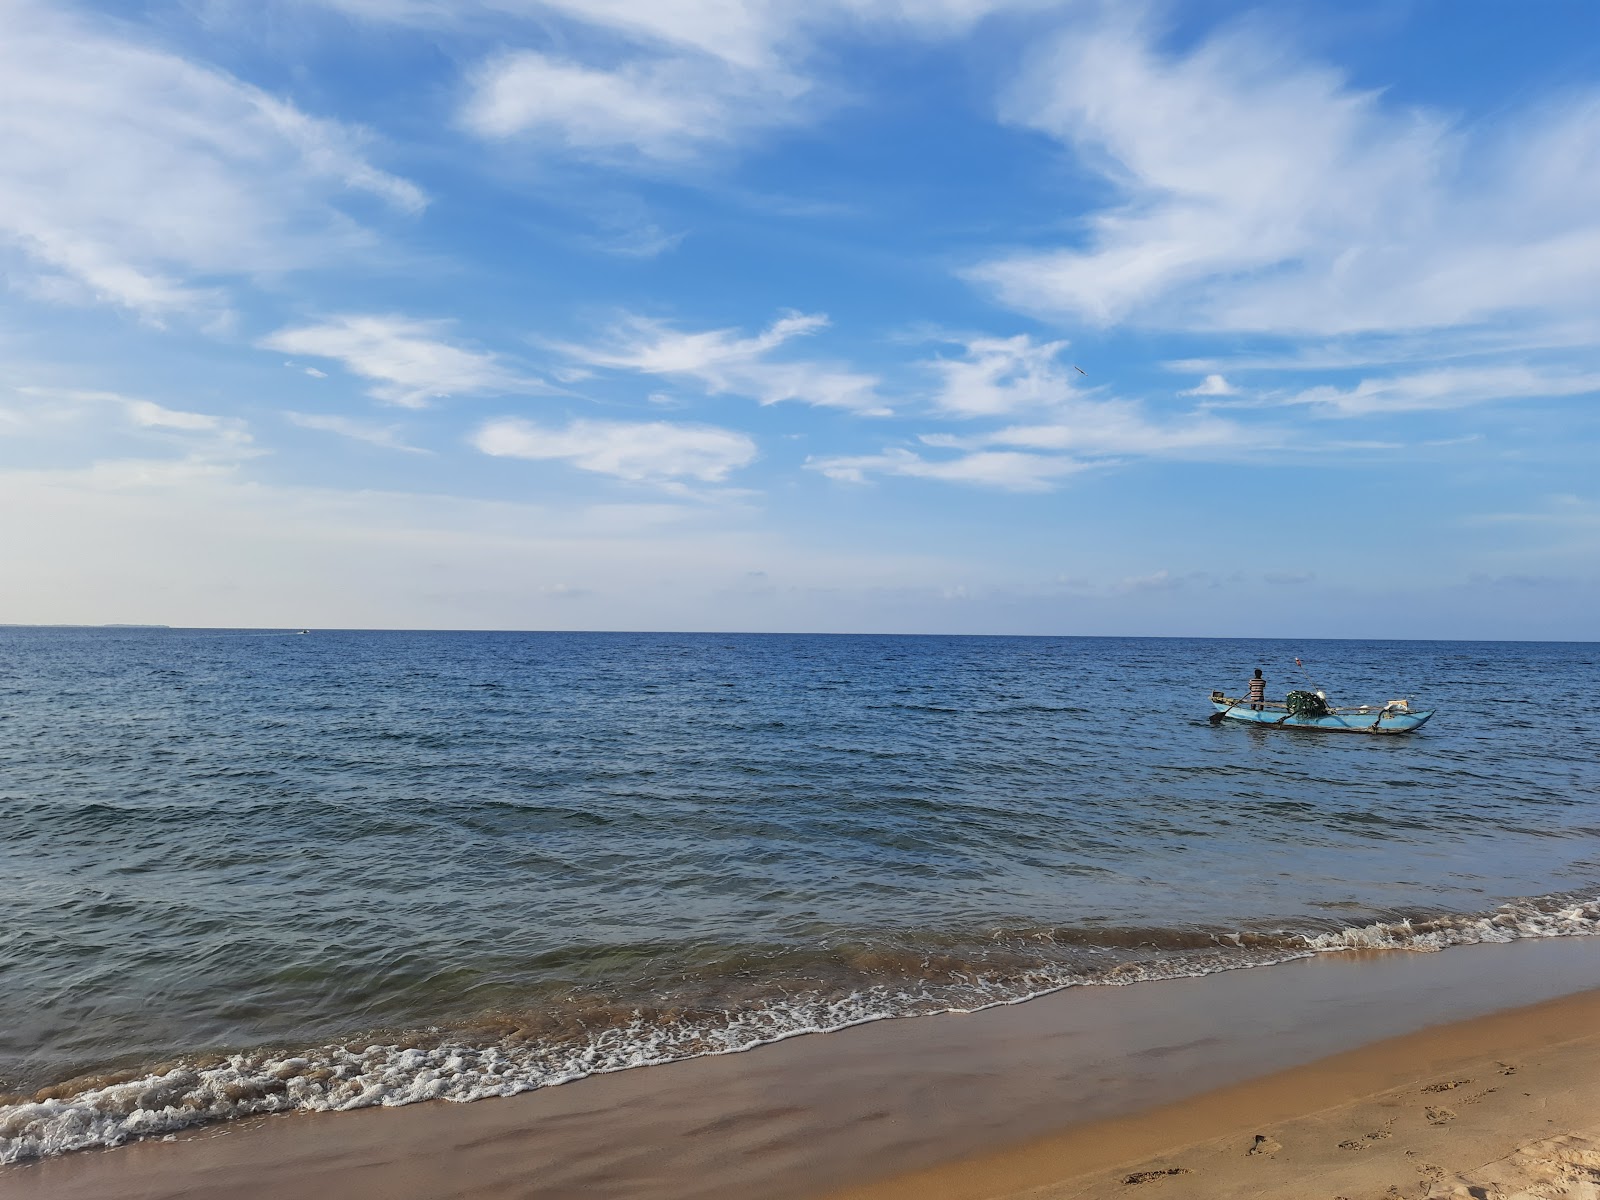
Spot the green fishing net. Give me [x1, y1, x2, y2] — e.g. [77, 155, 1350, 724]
[1286, 690, 1330, 717]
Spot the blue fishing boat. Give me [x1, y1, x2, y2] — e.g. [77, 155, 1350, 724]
[1209, 690, 1434, 734]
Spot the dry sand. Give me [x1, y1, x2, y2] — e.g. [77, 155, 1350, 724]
[830, 981, 1600, 1200]
[5, 937, 1600, 1200]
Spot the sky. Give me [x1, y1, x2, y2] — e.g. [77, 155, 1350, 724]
[1, 0, 1598, 638]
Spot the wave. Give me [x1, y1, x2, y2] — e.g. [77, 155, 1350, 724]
[6, 892, 1600, 1165]
[1304, 894, 1600, 951]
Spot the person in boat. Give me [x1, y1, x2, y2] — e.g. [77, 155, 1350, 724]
[1248, 668, 1266, 711]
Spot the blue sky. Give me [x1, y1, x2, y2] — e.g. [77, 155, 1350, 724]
[1, 0, 1597, 637]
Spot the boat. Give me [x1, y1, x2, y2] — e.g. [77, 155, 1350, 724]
[1208, 690, 1434, 734]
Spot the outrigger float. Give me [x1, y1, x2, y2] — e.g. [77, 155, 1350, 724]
[1209, 690, 1435, 734]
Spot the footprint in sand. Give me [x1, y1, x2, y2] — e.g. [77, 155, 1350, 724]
[1463, 1087, 1499, 1106]
[1247, 1134, 1282, 1156]
[1122, 1167, 1189, 1185]
[1497, 1061, 1519, 1075]
[1338, 1132, 1393, 1151]
[1425, 1106, 1457, 1125]
[1412, 1161, 1446, 1183]
[1421, 1079, 1471, 1093]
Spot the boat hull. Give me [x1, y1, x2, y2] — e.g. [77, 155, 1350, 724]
[1210, 699, 1434, 734]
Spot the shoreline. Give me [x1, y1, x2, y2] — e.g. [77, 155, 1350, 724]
[9, 894, 1598, 1165]
[6, 935, 1600, 1200]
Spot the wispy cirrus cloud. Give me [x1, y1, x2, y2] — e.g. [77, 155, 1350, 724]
[972, 14, 1600, 338]
[6, 386, 255, 464]
[808, 334, 1261, 492]
[561, 311, 888, 414]
[808, 446, 1091, 493]
[1472, 494, 1600, 528]
[318, 0, 1046, 163]
[285, 412, 429, 453]
[261, 315, 534, 407]
[0, 0, 422, 324]
[1282, 365, 1600, 417]
[473, 416, 757, 484]
[459, 51, 803, 161]
[921, 335, 1252, 452]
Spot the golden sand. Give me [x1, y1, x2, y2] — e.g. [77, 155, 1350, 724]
[830, 983, 1600, 1200]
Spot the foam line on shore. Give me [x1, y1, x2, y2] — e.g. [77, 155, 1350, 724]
[6, 892, 1600, 1164]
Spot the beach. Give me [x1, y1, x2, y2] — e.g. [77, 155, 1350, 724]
[836, 950, 1600, 1200]
[6, 631, 1600, 1196]
[7, 935, 1600, 1200]
[8, 0, 1600, 1191]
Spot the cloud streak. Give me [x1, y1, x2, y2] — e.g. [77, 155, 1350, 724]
[473, 416, 758, 483]
[806, 334, 1263, 492]
[809, 446, 1090, 492]
[323, 0, 1045, 163]
[562, 312, 888, 413]
[0, 0, 422, 323]
[285, 412, 430, 453]
[973, 15, 1600, 337]
[262, 315, 533, 407]
[1284, 365, 1600, 417]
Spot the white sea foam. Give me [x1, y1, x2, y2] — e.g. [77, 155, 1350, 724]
[6, 893, 1600, 1165]
[1303, 895, 1600, 953]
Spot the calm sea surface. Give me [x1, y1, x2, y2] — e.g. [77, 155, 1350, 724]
[4, 629, 1600, 1159]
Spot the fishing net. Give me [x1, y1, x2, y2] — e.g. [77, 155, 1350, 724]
[1286, 690, 1329, 718]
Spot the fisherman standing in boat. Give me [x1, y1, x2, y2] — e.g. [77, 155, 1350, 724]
[1248, 668, 1266, 711]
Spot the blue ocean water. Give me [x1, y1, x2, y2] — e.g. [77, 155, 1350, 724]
[3, 629, 1599, 1159]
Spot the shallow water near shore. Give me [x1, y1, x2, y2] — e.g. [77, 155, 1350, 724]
[3, 629, 1599, 1160]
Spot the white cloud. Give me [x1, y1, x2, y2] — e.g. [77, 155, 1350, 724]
[314, 0, 1049, 60]
[1473, 494, 1600, 528]
[809, 446, 1087, 492]
[285, 412, 429, 453]
[925, 334, 1082, 417]
[973, 408, 1254, 457]
[312, 0, 796, 66]
[1182, 374, 1236, 397]
[918, 333, 1258, 453]
[1286, 365, 1600, 417]
[804, 332, 1264, 492]
[473, 416, 757, 483]
[9, 386, 253, 458]
[322, 0, 1042, 162]
[0, 0, 422, 322]
[460, 51, 801, 160]
[972, 16, 1600, 337]
[563, 312, 887, 413]
[585, 220, 685, 260]
[261, 315, 531, 407]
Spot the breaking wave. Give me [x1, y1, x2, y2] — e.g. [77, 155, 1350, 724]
[7, 891, 1600, 1165]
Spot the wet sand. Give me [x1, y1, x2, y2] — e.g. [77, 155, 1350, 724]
[6, 937, 1600, 1200]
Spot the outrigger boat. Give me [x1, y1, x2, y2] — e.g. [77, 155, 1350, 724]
[1209, 690, 1434, 734]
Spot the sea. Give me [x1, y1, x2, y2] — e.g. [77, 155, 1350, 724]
[3, 628, 1599, 1162]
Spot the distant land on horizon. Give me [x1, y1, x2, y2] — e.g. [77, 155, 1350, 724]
[2, 625, 1594, 645]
